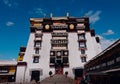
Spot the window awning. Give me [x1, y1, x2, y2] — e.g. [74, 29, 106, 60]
[0, 72, 15, 75]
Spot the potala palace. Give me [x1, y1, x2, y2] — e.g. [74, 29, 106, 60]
[0, 14, 102, 83]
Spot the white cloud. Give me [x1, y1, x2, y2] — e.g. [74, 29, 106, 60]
[85, 10, 101, 24]
[3, 0, 11, 7]
[85, 10, 93, 16]
[34, 8, 45, 15]
[29, 8, 46, 16]
[102, 29, 114, 35]
[12, 58, 16, 61]
[97, 35, 117, 50]
[6, 21, 14, 26]
[97, 29, 117, 50]
[101, 38, 116, 50]
[3, 0, 19, 7]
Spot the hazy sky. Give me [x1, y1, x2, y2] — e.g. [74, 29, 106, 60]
[0, 0, 119, 60]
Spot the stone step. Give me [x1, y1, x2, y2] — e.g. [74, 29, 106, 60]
[40, 74, 74, 84]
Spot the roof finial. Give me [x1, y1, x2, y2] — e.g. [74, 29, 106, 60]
[67, 12, 69, 17]
[50, 13, 53, 18]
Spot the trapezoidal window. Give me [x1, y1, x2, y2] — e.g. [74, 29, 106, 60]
[81, 57, 86, 62]
[50, 57, 55, 63]
[35, 48, 39, 54]
[79, 42, 86, 48]
[63, 57, 68, 63]
[78, 34, 85, 40]
[34, 41, 41, 48]
[81, 49, 85, 54]
[33, 56, 39, 63]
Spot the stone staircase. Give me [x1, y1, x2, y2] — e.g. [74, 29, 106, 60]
[40, 74, 74, 84]
[0, 75, 74, 84]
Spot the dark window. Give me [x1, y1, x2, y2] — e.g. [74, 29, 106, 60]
[34, 41, 41, 47]
[56, 56, 61, 59]
[33, 56, 39, 63]
[78, 34, 85, 40]
[81, 50, 85, 54]
[0, 67, 8, 73]
[35, 48, 39, 54]
[56, 59, 62, 64]
[50, 57, 55, 63]
[63, 57, 68, 63]
[74, 69, 83, 79]
[19, 53, 24, 56]
[19, 55, 23, 58]
[79, 42, 86, 48]
[81, 57, 86, 62]
[35, 33, 42, 38]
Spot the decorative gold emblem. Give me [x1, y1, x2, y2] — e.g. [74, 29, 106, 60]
[57, 52, 61, 56]
[64, 51, 68, 55]
[45, 24, 50, 29]
[50, 52, 54, 55]
[70, 24, 74, 29]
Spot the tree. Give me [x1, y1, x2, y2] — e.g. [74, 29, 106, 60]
[49, 71, 52, 77]
[65, 71, 68, 77]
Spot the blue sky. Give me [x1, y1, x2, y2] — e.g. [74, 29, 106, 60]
[0, 0, 119, 60]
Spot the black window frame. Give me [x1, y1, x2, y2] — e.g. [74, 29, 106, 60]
[50, 57, 55, 63]
[81, 49, 85, 54]
[35, 48, 39, 54]
[33, 56, 39, 63]
[79, 42, 86, 48]
[81, 57, 86, 62]
[78, 34, 85, 40]
[34, 41, 41, 47]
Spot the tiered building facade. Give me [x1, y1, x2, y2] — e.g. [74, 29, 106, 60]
[0, 61, 17, 82]
[16, 16, 101, 83]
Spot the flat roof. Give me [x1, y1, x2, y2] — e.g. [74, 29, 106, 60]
[0, 60, 17, 66]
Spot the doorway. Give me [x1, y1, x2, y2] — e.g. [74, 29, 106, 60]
[55, 59, 63, 74]
[74, 68, 83, 84]
[31, 70, 40, 82]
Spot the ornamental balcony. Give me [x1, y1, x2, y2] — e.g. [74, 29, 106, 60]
[51, 39, 68, 44]
[52, 46, 67, 50]
[76, 24, 85, 29]
[51, 24, 68, 29]
[30, 25, 43, 29]
[77, 30, 85, 34]
[50, 49, 69, 56]
[51, 32, 68, 37]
